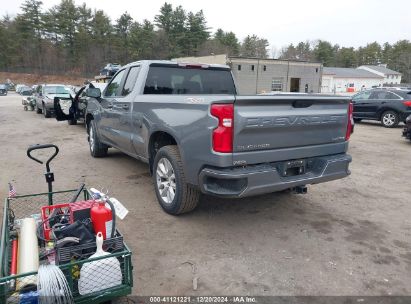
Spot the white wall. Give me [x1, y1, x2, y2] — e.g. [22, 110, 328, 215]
[383, 74, 402, 85]
[357, 66, 402, 85]
[321, 76, 383, 93]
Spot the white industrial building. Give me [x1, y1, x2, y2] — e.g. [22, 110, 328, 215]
[357, 65, 402, 85]
[173, 54, 322, 95]
[321, 67, 384, 93]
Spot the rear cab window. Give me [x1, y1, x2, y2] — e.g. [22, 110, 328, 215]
[143, 64, 236, 95]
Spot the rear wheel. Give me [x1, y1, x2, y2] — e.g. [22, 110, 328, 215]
[381, 110, 399, 128]
[88, 120, 108, 157]
[153, 145, 200, 215]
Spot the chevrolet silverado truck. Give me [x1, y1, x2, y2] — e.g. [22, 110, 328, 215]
[56, 60, 353, 215]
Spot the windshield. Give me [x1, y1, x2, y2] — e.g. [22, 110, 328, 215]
[44, 86, 71, 95]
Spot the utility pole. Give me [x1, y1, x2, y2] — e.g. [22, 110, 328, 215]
[255, 58, 260, 94]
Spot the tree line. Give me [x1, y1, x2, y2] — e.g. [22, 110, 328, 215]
[279, 40, 411, 83]
[0, 0, 409, 82]
[0, 0, 268, 77]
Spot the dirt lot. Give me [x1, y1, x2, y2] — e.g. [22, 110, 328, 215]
[1, 93, 410, 296]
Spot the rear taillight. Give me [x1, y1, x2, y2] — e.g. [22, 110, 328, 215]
[210, 104, 234, 153]
[403, 100, 411, 107]
[345, 102, 354, 141]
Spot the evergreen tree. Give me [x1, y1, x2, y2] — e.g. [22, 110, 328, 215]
[240, 35, 269, 58]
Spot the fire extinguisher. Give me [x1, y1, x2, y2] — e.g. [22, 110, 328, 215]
[90, 198, 116, 239]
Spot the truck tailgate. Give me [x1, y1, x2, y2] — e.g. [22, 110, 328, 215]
[233, 95, 350, 157]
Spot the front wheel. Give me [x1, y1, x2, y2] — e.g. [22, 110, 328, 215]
[381, 111, 399, 128]
[88, 120, 108, 157]
[43, 104, 51, 118]
[153, 145, 200, 215]
[35, 104, 42, 114]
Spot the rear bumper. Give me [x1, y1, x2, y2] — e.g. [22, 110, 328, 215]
[199, 154, 352, 197]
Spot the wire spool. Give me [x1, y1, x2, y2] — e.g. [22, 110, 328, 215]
[37, 264, 73, 304]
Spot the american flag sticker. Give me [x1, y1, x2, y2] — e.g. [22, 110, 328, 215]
[8, 183, 16, 198]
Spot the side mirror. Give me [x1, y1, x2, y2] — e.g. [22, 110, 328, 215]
[86, 88, 101, 98]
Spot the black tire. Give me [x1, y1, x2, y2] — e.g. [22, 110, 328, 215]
[35, 104, 42, 114]
[88, 120, 108, 157]
[43, 104, 51, 118]
[354, 118, 362, 123]
[153, 145, 200, 215]
[380, 110, 399, 128]
[68, 119, 77, 125]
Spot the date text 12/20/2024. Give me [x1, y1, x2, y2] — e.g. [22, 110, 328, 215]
[149, 296, 257, 303]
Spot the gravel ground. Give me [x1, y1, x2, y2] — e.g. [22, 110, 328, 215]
[0, 93, 410, 296]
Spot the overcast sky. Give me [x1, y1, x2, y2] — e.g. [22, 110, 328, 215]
[2, 0, 410, 54]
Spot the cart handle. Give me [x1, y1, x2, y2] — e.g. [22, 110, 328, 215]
[27, 144, 59, 173]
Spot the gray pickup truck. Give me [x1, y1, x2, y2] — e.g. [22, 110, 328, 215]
[59, 60, 353, 214]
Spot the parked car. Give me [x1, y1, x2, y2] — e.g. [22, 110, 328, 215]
[100, 63, 121, 76]
[58, 60, 353, 215]
[19, 86, 33, 96]
[403, 115, 411, 141]
[33, 84, 72, 118]
[0, 84, 7, 96]
[352, 89, 411, 127]
[54, 82, 107, 125]
[15, 84, 25, 94]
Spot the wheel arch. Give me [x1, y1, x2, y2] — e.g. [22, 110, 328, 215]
[148, 131, 179, 174]
[378, 107, 399, 119]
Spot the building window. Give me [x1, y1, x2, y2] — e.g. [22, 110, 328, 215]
[263, 65, 267, 71]
[251, 65, 255, 71]
[315, 68, 319, 73]
[238, 65, 241, 71]
[271, 78, 283, 91]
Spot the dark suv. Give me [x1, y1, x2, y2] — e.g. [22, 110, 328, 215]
[352, 89, 411, 127]
[0, 84, 7, 96]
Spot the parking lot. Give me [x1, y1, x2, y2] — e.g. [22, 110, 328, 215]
[1, 92, 411, 296]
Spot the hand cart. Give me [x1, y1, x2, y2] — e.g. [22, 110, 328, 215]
[0, 144, 133, 303]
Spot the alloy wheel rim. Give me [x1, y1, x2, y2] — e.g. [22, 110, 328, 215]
[156, 158, 176, 204]
[383, 113, 395, 126]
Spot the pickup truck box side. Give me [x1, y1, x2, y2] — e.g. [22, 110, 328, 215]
[81, 60, 352, 215]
